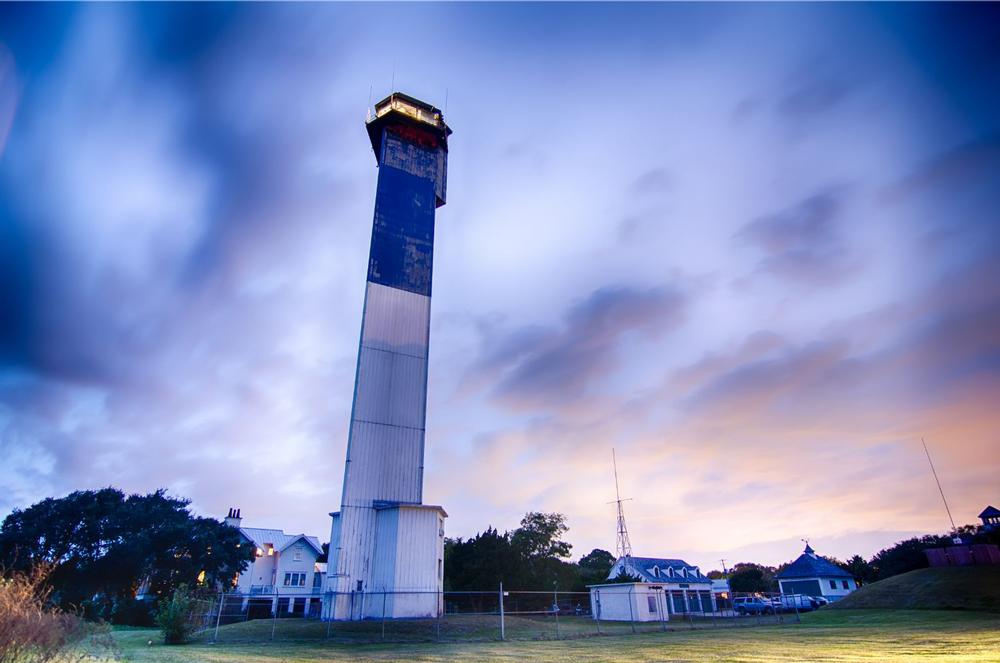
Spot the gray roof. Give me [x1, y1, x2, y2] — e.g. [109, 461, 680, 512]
[615, 556, 711, 584]
[239, 527, 323, 556]
[776, 546, 852, 580]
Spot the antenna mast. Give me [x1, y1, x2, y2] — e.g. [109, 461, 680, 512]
[922, 437, 956, 532]
[609, 448, 634, 561]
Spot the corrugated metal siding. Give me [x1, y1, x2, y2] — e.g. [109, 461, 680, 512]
[353, 348, 427, 429]
[343, 422, 423, 503]
[361, 283, 430, 358]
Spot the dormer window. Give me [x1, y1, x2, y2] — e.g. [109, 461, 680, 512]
[678, 567, 686, 577]
[652, 566, 660, 578]
[667, 567, 674, 577]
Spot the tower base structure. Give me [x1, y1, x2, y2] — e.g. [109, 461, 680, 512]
[325, 503, 446, 620]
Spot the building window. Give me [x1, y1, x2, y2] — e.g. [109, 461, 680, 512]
[284, 573, 306, 587]
[829, 579, 836, 589]
[842, 580, 849, 589]
[652, 566, 660, 578]
[647, 595, 657, 613]
[293, 545, 303, 562]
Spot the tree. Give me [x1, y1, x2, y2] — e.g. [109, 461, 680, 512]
[869, 534, 951, 581]
[726, 563, 777, 593]
[510, 512, 571, 561]
[845, 554, 875, 585]
[577, 549, 615, 586]
[444, 512, 579, 591]
[0, 488, 254, 611]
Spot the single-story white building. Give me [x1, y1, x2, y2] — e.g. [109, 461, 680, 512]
[776, 543, 856, 602]
[588, 556, 716, 621]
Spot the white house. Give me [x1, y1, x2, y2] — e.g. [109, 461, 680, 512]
[224, 509, 325, 618]
[775, 543, 857, 602]
[588, 556, 716, 621]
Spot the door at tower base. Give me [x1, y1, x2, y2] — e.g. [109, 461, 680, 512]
[327, 504, 446, 620]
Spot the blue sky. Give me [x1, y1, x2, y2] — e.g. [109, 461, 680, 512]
[1, 2, 998, 571]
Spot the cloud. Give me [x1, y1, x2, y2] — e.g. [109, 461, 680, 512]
[734, 189, 855, 285]
[468, 285, 687, 411]
[631, 167, 672, 195]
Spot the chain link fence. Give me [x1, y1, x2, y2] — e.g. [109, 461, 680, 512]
[193, 587, 819, 644]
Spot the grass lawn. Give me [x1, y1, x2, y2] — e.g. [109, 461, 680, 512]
[112, 609, 1000, 662]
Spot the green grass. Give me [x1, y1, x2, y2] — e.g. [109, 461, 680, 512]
[112, 609, 1000, 662]
[833, 566, 1000, 611]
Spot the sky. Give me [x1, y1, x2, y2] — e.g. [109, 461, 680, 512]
[1, 2, 998, 573]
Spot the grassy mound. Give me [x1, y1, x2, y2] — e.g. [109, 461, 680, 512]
[832, 566, 1000, 611]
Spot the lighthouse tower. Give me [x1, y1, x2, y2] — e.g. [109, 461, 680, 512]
[325, 93, 451, 620]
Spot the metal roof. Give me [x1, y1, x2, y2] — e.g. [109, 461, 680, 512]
[613, 556, 711, 584]
[979, 505, 1000, 518]
[239, 527, 323, 557]
[776, 546, 853, 580]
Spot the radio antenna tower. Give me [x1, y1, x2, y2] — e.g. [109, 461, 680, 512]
[608, 448, 634, 561]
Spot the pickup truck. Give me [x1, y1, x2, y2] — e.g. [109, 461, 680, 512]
[770, 595, 814, 612]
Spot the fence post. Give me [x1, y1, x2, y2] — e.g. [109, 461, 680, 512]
[381, 589, 387, 640]
[325, 594, 332, 639]
[436, 591, 442, 641]
[499, 581, 505, 641]
[213, 591, 224, 642]
[594, 588, 601, 635]
[271, 589, 278, 641]
[553, 582, 560, 639]
[627, 584, 636, 634]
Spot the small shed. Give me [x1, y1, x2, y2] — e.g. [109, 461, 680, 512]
[588, 583, 671, 622]
[776, 543, 856, 601]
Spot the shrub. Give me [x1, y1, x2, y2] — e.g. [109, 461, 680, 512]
[0, 564, 113, 663]
[156, 585, 209, 644]
[111, 597, 156, 626]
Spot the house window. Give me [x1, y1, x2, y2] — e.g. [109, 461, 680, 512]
[284, 573, 306, 587]
[652, 567, 660, 578]
[647, 595, 657, 613]
[293, 545, 303, 562]
[841, 580, 849, 589]
[829, 580, 836, 589]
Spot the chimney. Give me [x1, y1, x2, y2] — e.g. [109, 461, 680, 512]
[224, 507, 242, 528]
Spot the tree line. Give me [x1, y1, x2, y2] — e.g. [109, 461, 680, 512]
[3, 487, 997, 624]
[0, 488, 252, 624]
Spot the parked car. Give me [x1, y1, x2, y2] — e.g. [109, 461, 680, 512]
[733, 597, 775, 615]
[771, 595, 814, 612]
[809, 596, 830, 608]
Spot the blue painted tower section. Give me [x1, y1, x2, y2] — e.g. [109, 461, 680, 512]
[326, 94, 450, 620]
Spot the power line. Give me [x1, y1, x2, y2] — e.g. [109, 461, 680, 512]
[922, 437, 956, 532]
